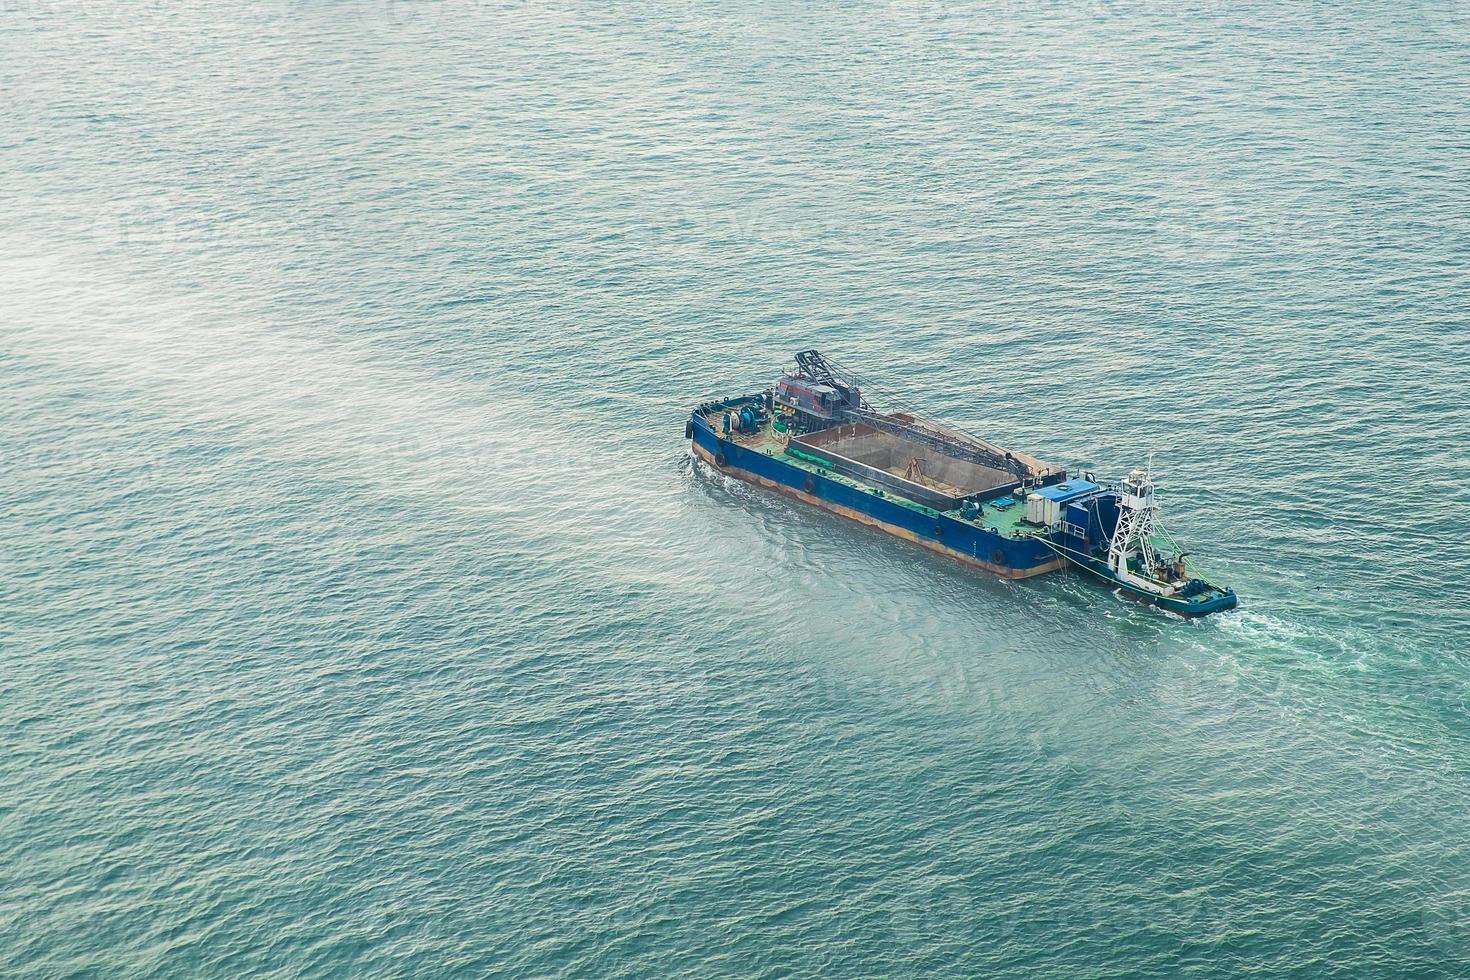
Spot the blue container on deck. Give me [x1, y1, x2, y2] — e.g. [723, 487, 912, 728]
[1066, 502, 1089, 533]
[1059, 494, 1119, 545]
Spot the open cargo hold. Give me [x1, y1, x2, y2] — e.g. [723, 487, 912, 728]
[792, 418, 1017, 511]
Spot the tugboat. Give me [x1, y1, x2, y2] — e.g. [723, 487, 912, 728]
[687, 350, 1237, 617]
[1036, 463, 1238, 616]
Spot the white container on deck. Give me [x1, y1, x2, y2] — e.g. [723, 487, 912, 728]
[1026, 493, 1045, 525]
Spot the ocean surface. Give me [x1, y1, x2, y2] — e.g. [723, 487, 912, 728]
[4, 1, 1470, 975]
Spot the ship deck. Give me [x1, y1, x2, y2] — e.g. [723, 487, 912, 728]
[714, 417, 1051, 541]
[695, 383, 1236, 615]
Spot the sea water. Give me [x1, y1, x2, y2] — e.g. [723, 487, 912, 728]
[4, 1, 1470, 975]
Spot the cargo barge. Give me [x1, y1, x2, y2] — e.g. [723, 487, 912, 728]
[687, 350, 1237, 617]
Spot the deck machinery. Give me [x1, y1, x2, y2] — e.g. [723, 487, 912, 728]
[689, 350, 1237, 617]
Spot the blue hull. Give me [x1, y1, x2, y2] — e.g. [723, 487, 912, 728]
[690, 415, 1062, 579]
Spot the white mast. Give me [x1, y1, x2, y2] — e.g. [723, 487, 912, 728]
[1107, 465, 1169, 594]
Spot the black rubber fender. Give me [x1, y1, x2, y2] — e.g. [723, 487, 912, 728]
[714, 451, 727, 468]
[684, 419, 693, 440]
[803, 475, 817, 495]
[934, 523, 943, 538]
[992, 549, 1007, 565]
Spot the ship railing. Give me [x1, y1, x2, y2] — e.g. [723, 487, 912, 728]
[844, 408, 1036, 481]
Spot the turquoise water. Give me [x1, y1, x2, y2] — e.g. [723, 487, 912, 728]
[5, 1, 1470, 975]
